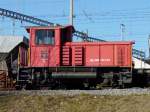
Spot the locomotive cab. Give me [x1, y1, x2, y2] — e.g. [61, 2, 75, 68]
[26, 25, 74, 67]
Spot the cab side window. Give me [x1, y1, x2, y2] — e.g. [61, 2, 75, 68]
[35, 29, 55, 45]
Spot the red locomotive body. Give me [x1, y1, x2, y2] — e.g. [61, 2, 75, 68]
[27, 26, 132, 68]
[17, 25, 133, 89]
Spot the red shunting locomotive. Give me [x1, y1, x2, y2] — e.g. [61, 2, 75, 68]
[17, 25, 133, 89]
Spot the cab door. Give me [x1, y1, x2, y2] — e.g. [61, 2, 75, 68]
[30, 29, 55, 67]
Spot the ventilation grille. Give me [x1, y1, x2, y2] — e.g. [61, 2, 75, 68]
[61, 46, 71, 66]
[117, 47, 125, 66]
[74, 46, 84, 66]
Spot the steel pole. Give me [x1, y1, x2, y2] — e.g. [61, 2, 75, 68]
[148, 35, 150, 58]
[69, 0, 73, 25]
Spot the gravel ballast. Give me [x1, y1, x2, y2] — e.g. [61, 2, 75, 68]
[1, 88, 150, 96]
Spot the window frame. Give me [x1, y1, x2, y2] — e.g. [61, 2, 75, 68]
[35, 29, 55, 46]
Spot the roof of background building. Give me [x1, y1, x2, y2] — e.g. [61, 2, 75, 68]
[0, 36, 28, 53]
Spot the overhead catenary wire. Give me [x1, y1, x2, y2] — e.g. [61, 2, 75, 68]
[0, 3, 148, 57]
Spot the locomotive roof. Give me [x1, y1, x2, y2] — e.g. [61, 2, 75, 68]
[26, 25, 74, 33]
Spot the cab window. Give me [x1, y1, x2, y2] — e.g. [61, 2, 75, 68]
[35, 29, 55, 45]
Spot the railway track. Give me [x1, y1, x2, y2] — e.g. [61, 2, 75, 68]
[1, 88, 150, 96]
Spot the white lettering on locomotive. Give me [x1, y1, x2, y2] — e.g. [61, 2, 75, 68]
[90, 58, 111, 62]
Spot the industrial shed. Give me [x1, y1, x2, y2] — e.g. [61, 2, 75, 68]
[0, 36, 28, 89]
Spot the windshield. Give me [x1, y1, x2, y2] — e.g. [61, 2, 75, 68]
[35, 29, 55, 45]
